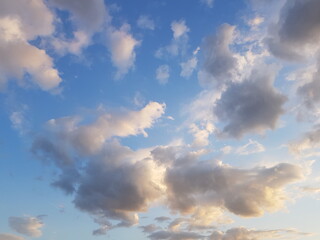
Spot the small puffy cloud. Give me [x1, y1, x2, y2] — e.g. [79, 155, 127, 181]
[214, 64, 286, 138]
[180, 57, 198, 78]
[156, 65, 170, 85]
[248, 16, 264, 27]
[171, 20, 190, 40]
[107, 24, 140, 79]
[0, 234, 24, 240]
[137, 15, 155, 30]
[140, 224, 159, 233]
[0, 0, 62, 91]
[200, 0, 214, 8]
[189, 122, 214, 147]
[266, 0, 320, 61]
[9, 216, 44, 238]
[236, 139, 266, 155]
[156, 20, 189, 58]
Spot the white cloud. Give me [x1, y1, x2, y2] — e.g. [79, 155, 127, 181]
[236, 139, 266, 155]
[171, 20, 190, 40]
[107, 24, 140, 79]
[156, 20, 189, 58]
[0, 0, 62, 92]
[9, 216, 44, 238]
[137, 15, 155, 30]
[180, 57, 198, 78]
[189, 122, 214, 147]
[156, 65, 170, 85]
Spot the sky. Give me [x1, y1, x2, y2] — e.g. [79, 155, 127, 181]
[0, 0, 320, 239]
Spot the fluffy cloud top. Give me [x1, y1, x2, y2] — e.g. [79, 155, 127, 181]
[9, 216, 43, 238]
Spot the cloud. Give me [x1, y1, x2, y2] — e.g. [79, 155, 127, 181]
[0, 234, 24, 240]
[266, 0, 320, 61]
[106, 24, 140, 79]
[50, 0, 140, 77]
[50, 0, 106, 33]
[189, 122, 214, 147]
[236, 139, 266, 155]
[9, 216, 44, 238]
[31, 103, 166, 228]
[156, 65, 170, 85]
[155, 216, 171, 222]
[200, 0, 214, 8]
[297, 58, 320, 113]
[0, 1, 62, 91]
[180, 57, 198, 78]
[165, 161, 304, 217]
[210, 227, 312, 240]
[171, 20, 190, 40]
[199, 24, 238, 87]
[140, 224, 159, 233]
[137, 15, 155, 30]
[49, 0, 107, 54]
[289, 125, 320, 155]
[213, 64, 286, 138]
[148, 230, 205, 240]
[156, 20, 189, 58]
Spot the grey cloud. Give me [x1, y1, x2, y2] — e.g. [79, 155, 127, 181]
[155, 216, 171, 222]
[9, 216, 43, 238]
[200, 24, 238, 86]
[297, 59, 320, 111]
[149, 230, 205, 240]
[165, 161, 303, 217]
[73, 142, 164, 226]
[214, 65, 286, 138]
[0, 234, 24, 240]
[266, 0, 320, 60]
[140, 224, 159, 233]
[50, 0, 107, 33]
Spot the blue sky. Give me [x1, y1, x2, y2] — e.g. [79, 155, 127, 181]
[1, 0, 320, 239]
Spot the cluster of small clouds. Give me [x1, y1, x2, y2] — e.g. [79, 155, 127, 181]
[0, 0, 144, 92]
